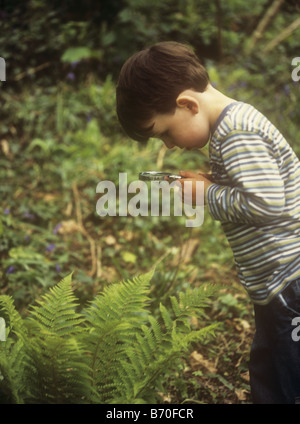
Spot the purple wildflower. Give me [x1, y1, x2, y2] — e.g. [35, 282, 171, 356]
[67, 72, 75, 81]
[46, 243, 55, 252]
[4, 208, 10, 214]
[283, 84, 290, 96]
[53, 223, 62, 235]
[86, 112, 94, 122]
[6, 266, 15, 274]
[24, 211, 35, 220]
[55, 264, 61, 273]
[71, 60, 80, 68]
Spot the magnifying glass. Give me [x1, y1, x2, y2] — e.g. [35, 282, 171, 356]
[139, 171, 183, 182]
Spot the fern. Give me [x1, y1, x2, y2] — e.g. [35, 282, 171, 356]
[114, 285, 219, 404]
[25, 273, 90, 403]
[82, 269, 153, 403]
[0, 296, 28, 404]
[0, 269, 219, 404]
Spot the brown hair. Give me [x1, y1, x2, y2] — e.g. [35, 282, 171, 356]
[116, 41, 210, 142]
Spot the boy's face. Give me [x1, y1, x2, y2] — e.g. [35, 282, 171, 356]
[146, 90, 211, 150]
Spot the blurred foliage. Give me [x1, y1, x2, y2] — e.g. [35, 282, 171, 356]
[1, 0, 300, 149]
[0, 271, 219, 404]
[0, 0, 300, 403]
[1, 0, 300, 80]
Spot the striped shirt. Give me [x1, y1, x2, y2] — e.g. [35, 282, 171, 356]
[206, 102, 300, 304]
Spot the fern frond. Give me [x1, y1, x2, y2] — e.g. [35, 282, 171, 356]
[28, 273, 85, 337]
[0, 295, 29, 403]
[23, 273, 91, 403]
[83, 269, 155, 402]
[26, 335, 91, 403]
[85, 269, 153, 328]
[172, 284, 218, 320]
[171, 322, 220, 349]
[116, 284, 219, 403]
[0, 338, 27, 404]
[159, 303, 173, 331]
[148, 315, 163, 343]
[0, 295, 27, 341]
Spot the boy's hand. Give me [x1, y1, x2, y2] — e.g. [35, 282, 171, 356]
[176, 170, 214, 206]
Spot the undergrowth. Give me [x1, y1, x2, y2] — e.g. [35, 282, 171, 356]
[0, 269, 219, 404]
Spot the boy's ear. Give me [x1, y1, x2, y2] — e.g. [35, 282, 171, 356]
[176, 94, 199, 114]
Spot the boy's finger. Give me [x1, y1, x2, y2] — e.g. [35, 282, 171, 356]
[179, 170, 201, 178]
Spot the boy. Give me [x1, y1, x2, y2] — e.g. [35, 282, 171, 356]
[116, 41, 300, 404]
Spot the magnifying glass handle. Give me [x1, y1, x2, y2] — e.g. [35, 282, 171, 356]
[167, 174, 183, 182]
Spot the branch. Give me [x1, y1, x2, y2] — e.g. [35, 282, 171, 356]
[262, 16, 300, 53]
[215, 0, 223, 61]
[14, 62, 51, 81]
[246, 0, 285, 53]
[72, 181, 102, 278]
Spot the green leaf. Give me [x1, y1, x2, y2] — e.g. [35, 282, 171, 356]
[121, 251, 137, 264]
[8, 247, 44, 261]
[61, 47, 102, 63]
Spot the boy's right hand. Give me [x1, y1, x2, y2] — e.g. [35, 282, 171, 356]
[176, 170, 214, 206]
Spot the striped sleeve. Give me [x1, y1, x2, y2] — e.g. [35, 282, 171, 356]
[207, 131, 285, 223]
